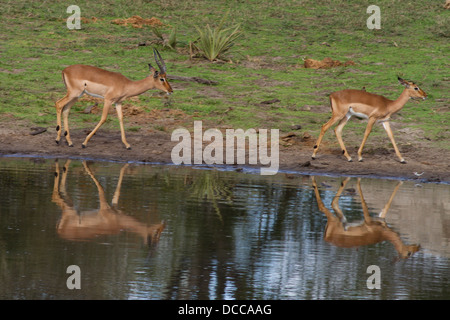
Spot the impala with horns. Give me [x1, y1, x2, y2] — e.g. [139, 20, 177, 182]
[54, 48, 172, 149]
[311, 77, 427, 163]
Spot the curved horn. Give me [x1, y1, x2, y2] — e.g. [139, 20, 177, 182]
[153, 48, 166, 74]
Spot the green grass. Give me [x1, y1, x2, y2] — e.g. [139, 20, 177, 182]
[0, 0, 448, 148]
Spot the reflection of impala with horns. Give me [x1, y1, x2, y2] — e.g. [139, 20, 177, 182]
[52, 160, 165, 245]
[54, 48, 173, 149]
[312, 177, 420, 260]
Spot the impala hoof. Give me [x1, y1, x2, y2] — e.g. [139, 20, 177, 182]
[400, 159, 407, 164]
[55, 140, 60, 145]
[81, 144, 86, 149]
[126, 146, 131, 150]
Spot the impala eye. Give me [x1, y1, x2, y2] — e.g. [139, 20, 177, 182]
[160, 78, 165, 82]
[414, 87, 419, 91]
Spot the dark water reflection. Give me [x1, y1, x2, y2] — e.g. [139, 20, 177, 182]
[0, 157, 449, 300]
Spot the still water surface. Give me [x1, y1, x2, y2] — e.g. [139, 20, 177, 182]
[0, 157, 449, 299]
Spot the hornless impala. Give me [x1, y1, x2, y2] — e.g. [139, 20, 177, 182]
[311, 77, 427, 163]
[312, 177, 420, 260]
[54, 49, 173, 149]
[52, 160, 165, 245]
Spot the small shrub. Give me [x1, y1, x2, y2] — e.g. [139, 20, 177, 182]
[192, 13, 241, 61]
[151, 26, 178, 49]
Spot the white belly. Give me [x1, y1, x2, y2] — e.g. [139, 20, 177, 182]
[78, 80, 108, 99]
[83, 90, 104, 99]
[347, 107, 369, 119]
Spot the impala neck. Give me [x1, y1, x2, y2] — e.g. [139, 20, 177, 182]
[383, 229, 405, 254]
[389, 88, 411, 113]
[126, 76, 156, 97]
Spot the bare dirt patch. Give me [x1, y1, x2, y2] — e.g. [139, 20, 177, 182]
[0, 112, 449, 183]
[303, 57, 356, 69]
[111, 16, 165, 29]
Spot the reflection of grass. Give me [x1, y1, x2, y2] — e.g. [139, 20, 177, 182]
[158, 166, 235, 221]
[0, 0, 448, 149]
[189, 170, 233, 221]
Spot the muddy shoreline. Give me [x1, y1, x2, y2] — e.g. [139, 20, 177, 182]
[1, 125, 449, 184]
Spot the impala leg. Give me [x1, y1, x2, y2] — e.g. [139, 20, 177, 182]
[115, 103, 131, 150]
[331, 177, 350, 225]
[52, 160, 61, 200]
[82, 100, 112, 148]
[312, 114, 345, 159]
[112, 163, 129, 206]
[55, 94, 79, 146]
[60, 159, 71, 197]
[379, 180, 403, 219]
[382, 121, 406, 163]
[311, 177, 336, 222]
[52, 159, 71, 208]
[334, 115, 352, 162]
[82, 161, 110, 210]
[55, 94, 71, 145]
[357, 117, 376, 162]
[356, 178, 372, 224]
[61, 98, 78, 147]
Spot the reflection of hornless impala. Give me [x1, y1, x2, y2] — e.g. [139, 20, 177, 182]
[54, 49, 173, 149]
[311, 77, 427, 163]
[312, 177, 420, 259]
[52, 160, 165, 245]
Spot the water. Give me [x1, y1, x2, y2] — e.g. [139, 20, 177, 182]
[0, 157, 449, 300]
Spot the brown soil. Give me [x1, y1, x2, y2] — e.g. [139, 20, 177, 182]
[0, 109, 449, 183]
[111, 16, 165, 29]
[303, 57, 356, 69]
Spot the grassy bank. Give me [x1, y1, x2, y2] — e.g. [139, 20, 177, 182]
[0, 0, 448, 149]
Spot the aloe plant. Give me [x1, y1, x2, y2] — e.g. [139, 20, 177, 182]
[193, 15, 241, 61]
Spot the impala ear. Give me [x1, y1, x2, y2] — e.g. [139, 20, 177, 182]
[148, 64, 159, 78]
[398, 77, 410, 88]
